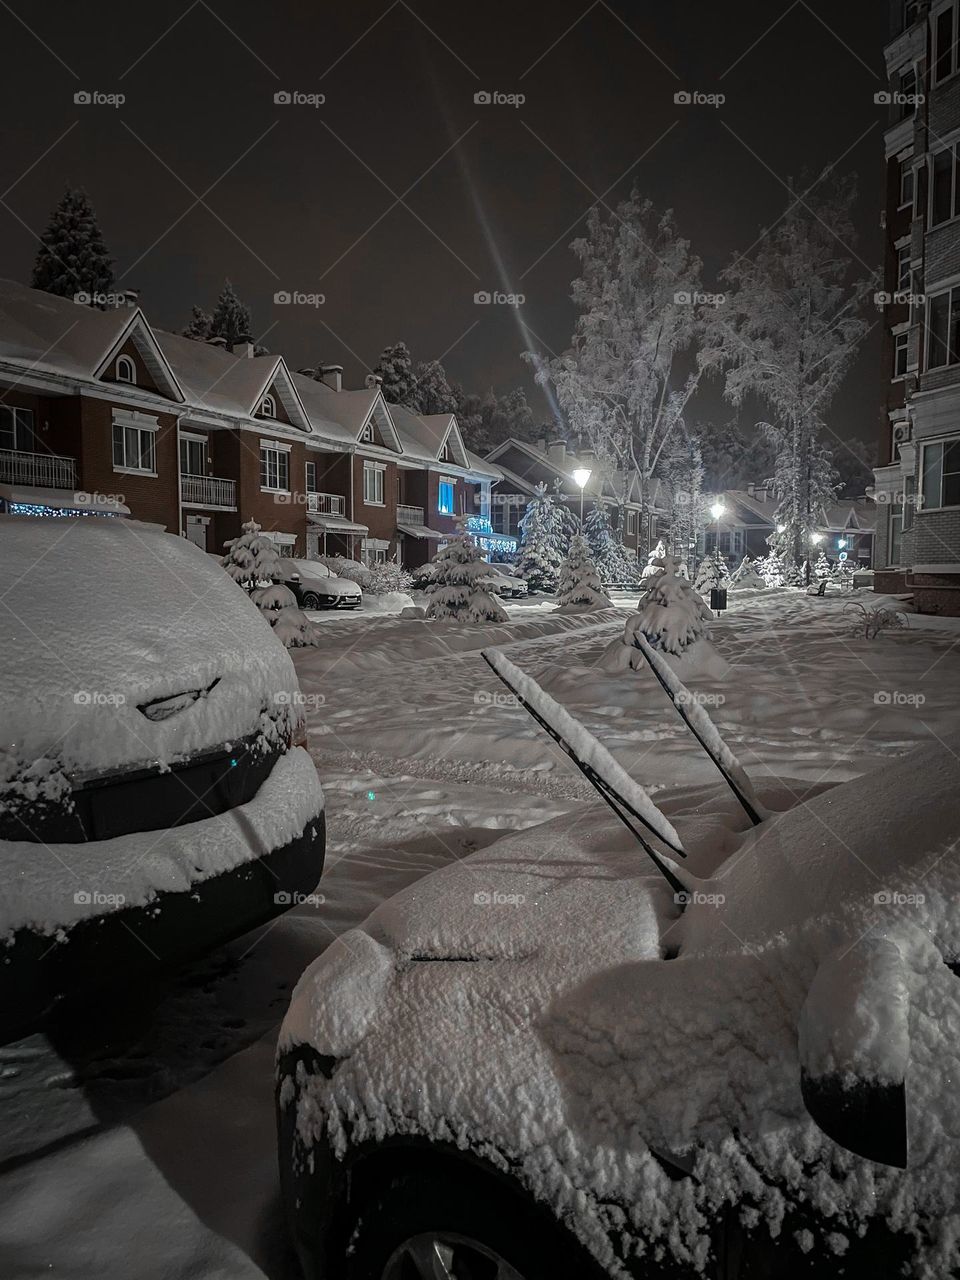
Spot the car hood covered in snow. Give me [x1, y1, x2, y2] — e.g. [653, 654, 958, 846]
[1, 517, 300, 785]
[281, 740, 960, 1278]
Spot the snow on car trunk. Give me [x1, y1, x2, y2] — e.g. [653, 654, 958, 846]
[0, 517, 299, 785]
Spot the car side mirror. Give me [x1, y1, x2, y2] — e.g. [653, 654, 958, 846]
[798, 937, 908, 1168]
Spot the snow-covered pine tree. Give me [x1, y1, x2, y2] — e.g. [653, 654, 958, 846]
[787, 560, 808, 588]
[641, 539, 667, 582]
[556, 535, 611, 611]
[182, 305, 213, 340]
[516, 483, 564, 592]
[411, 359, 458, 415]
[222, 518, 284, 589]
[813, 549, 831, 580]
[602, 552, 720, 676]
[424, 521, 508, 623]
[728, 555, 766, 589]
[584, 503, 634, 585]
[210, 280, 253, 349]
[759, 548, 786, 587]
[693, 547, 728, 595]
[32, 187, 113, 303]
[250, 580, 316, 647]
[374, 342, 419, 407]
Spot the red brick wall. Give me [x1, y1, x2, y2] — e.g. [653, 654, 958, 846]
[79, 395, 180, 529]
[354, 454, 397, 541]
[233, 429, 308, 554]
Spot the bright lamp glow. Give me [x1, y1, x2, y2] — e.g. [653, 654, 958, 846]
[776, 523, 787, 534]
[811, 532, 824, 545]
[709, 501, 725, 520]
[837, 538, 847, 548]
[572, 467, 591, 488]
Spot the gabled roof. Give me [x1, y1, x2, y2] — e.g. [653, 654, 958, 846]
[308, 383, 402, 452]
[244, 356, 312, 432]
[93, 309, 185, 402]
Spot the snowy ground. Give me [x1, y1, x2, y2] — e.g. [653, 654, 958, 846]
[1, 590, 958, 1278]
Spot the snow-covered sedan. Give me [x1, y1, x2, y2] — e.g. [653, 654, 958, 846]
[0, 515, 325, 1037]
[487, 564, 528, 599]
[277, 649, 960, 1280]
[282, 558, 362, 610]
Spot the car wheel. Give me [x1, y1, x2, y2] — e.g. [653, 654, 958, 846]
[301, 592, 321, 609]
[343, 1164, 608, 1280]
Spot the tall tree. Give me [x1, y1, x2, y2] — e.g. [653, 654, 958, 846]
[661, 427, 705, 568]
[584, 503, 636, 585]
[374, 342, 418, 406]
[712, 174, 869, 566]
[182, 305, 213, 340]
[516, 483, 564, 592]
[209, 279, 253, 348]
[32, 187, 113, 303]
[529, 189, 715, 534]
[458, 387, 537, 455]
[412, 359, 458, 416]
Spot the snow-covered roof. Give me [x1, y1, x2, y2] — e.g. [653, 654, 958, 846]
[0, 277, 138, 382]
[306, 511, 368, 534]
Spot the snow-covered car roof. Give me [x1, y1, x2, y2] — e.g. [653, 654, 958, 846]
[0, 516, 299, 780]
[287, 558, 334, 579]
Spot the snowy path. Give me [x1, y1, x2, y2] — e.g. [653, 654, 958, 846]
[1, 592, 958, 1279]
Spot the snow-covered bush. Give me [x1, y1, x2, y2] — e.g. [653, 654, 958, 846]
[424, 523, 508, 623]
[602, 553, 722, 676]
[693, 548, 728, 595]
[250, 580, 316, 647]
[641, 539, 667, 582]
[813, 549, 831, 580]
[516, 483, 564, 592]
[364, 560, 413, 595]
[787, 560, 808, 588]
[728, 555, 766, 590]
[844, 601, 909, 640]
[758, 549, 786, 588]
[222, 518, 283, 589]
[556, 535, 611, 612]
[319, 555, 373, 590]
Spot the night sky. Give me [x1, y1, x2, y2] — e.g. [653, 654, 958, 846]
[0, 0, 887, 449]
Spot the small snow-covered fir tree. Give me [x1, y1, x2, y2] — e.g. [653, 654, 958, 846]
[210, 280, 253, 348]
[759, 548, 786, 587]
[728, 555, 766, 589]
[424, 521, 508, 623]
[813, 549, 831, 580]
[182, 305, 213, 340]
[641, 539, 667, 582]
[602, 553, 719, 675]
[556, 535, 611, 611]
[787, 560, 808, 587]
[693, 547, 728, 594]
[222, 519, 315, 647]
[584, 503, 635, 585]
[32, 187, 113, 303]
[516, 483, 564, 592]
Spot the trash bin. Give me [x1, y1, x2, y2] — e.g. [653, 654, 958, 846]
[710, 587, 728, 613]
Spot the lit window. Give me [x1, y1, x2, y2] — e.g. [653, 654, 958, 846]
[438, 479, 455, 515]
[115, 355, 136, 384]
[363, 462, 384, 505]
[260, 393, 277, 418]
[259, 444, 289, 491]
[921, 438, 960, 509]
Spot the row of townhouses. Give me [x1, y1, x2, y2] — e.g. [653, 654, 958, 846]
[700, 485, 876, 568]
[875, 0, 960, 615]
[0, 278, 653, 569]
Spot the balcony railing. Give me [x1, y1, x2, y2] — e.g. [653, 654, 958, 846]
[180, 473, 237, 509]
[0, 448, 77, 490]
[307, 492, 345, 516]
[397, 503, 424, 525]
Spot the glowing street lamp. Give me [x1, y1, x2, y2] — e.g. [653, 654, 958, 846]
[572, 467, 592, 527]
[811, 532, 824, 545]
[776, 523, 787, 534]
[709, 500, 726, 561]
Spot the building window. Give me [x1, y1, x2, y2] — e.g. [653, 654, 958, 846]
[115, 355, 136, 384]
[260, 393, 277, 418]
[926, 287, 960, 368]
[896, 244, 911, 292]
[259, 444, 289, 491]
[935, 3, 957, 83]
[438, 477, 455, 515]
[921, 437, 960, 509]
[179, 435, 206, 476]
[0, 405, 34, 451]
[627, 509, 638, 535]
[305, 460, 317, 493]
[359, 421, 374, 443]
[113, 421, 156, 473]
[893, 331, 909, 378]
[899, 159, 914, 210]
[930, 145, 960, 227]
[898, 65, 918, 118]
[888, 507, 904, 566]
[363, 461, 384, 505]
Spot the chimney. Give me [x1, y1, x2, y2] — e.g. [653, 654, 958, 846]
[365, 373, 383, 389]
[536, 436, 547, 454]
[549, 440, 567, 464]
[206, 335, 228, 349]
[746, 483, 755, 497]
[320, 363, 343, 392]
[232, 338, 255, 358]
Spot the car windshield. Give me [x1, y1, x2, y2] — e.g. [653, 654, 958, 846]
[291, 560, 332, 580]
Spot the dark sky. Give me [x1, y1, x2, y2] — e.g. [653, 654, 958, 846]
[0, 0, 887, 445]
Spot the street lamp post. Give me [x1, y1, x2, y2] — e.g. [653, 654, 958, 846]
[709, 500, 726, 561]
[572, 467, 591, 530]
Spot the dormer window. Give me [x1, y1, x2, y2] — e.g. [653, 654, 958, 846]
[359, 421, 374, 443]
[115, 355, 136, 384]
[260, 393, 277, 418]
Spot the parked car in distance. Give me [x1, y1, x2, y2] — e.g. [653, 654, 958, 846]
[281, 558, 362, 610]
[487, 564, 528, 598]
[0, 514, 326, 1039]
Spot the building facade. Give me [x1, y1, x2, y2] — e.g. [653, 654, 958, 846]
[0, 279, 509, 569]
[699, 487, 876, 570]
[874, 0, 960, 614]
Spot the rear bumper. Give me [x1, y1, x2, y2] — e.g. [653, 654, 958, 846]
[0, 757, 325, 1040]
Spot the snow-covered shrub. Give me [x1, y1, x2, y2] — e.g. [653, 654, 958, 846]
[556, 535, 611, 611]
[516, 483, 564, 592]
[364, 560, 413, 595]
[787, 560, 808, 588]
[250, 580, 316, 647]
[813, 549, 831, 580]
[641, 539, 667, 582]
[319, 555, 372, 590]
[844, 601, 909, 640]
[693, 548, 728, 595]
[759, 549, 786, 587]
[222, 518, 283, 589]
[424, 523, 508, 623]
[602, 553, 722, 676]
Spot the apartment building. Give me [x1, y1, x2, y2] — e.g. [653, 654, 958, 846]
[0, 279, 508, 567]
[874, 0, 960, 613]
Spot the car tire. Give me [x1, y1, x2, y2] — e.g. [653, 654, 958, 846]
[301, 592, 322, 609]
[342, 1162, 609, 1280]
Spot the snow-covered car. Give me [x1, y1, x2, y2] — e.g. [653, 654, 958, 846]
[281, 558, 362, 610]
[277, 650, 960, 1280]
[0, 515, 325, 1036]
[486, 564, 528, 598]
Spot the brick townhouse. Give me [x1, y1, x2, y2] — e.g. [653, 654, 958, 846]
[873, 0, 960, 614]
[698, 486, 876, 568]
[0, 278, 508, 569]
